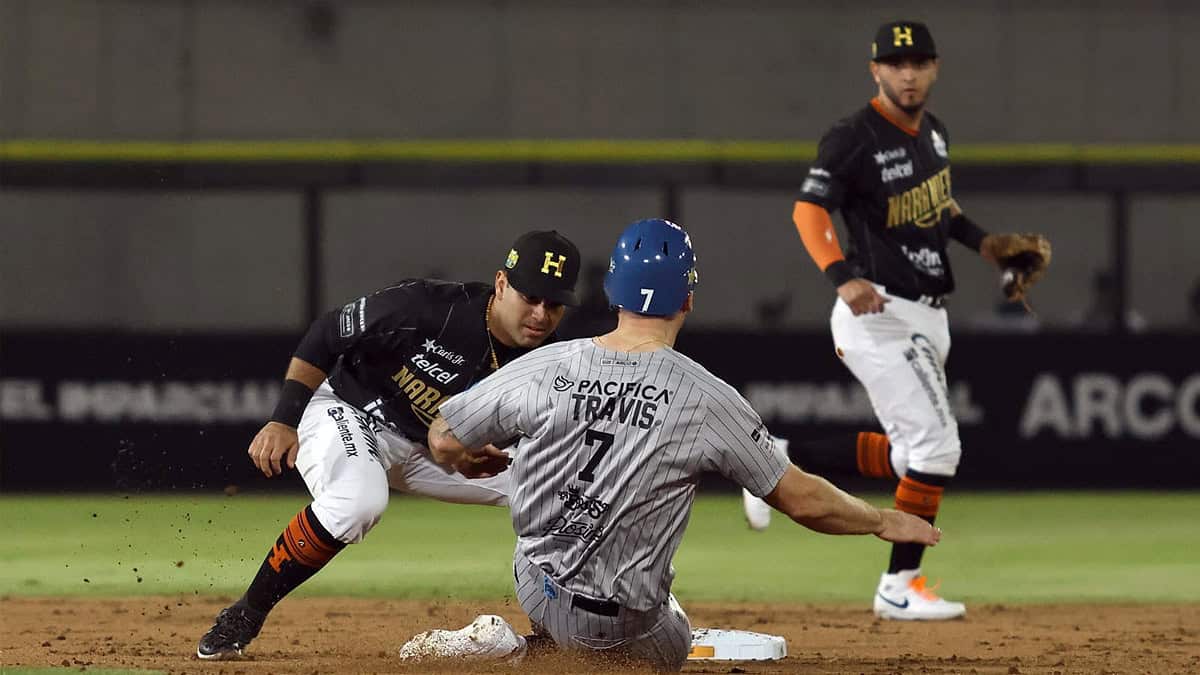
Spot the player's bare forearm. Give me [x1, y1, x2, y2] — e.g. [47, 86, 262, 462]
[764, 466, 940, 545]
[284, 357, 327, 390]
[427, 417, 511, 478]
[764, 465, 883, 534]
[427, 415, 469, 466]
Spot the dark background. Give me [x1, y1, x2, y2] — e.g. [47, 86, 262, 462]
[2, 2, 1198, 493]
[4, 331, 1196, 491]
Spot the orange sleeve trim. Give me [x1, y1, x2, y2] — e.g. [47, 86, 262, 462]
[793, 201, 846, 271]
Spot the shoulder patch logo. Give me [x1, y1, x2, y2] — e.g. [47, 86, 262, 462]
[339, 302, 356, 337]
[931, 130, 948, 158]
[801, 177, 830, 197]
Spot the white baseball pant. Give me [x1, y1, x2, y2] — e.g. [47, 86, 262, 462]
[295, 383, 512, 544]
[830, 287, 962, 477]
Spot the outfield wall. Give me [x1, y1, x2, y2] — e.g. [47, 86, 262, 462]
[4, 185, 1200, 331]
[2, 331, 1195, 491]
[2, 2, 1198, 143]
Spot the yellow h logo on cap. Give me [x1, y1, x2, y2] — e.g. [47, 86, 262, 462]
[541, 252, 567, 277]
[893, 26, 913, 46]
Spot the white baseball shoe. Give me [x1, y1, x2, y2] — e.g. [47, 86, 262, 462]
[398, 614, 528, 662]
[742, 488, 771, 531]
[873, 569, 966, 620]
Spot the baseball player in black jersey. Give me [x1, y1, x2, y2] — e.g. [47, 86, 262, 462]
[196, 230, 581, 660]
[790, 21, 1050, 620]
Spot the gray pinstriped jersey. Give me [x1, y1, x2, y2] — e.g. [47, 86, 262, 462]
[439, 338, 789, 611]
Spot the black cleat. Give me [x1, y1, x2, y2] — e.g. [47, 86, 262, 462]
[196, 603, 267, 660]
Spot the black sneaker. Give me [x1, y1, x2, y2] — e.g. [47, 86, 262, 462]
[196, 603, 267, 660]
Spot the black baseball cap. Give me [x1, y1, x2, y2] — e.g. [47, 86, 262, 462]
[502, 230, 581, 306]
[872, 20, 937, 62]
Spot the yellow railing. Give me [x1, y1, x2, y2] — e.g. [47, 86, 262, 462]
[4, 140, 1200, 164]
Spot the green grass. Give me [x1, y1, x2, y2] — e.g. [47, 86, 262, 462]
[1, 492, 1197, 604]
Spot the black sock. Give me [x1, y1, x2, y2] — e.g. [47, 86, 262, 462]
[887, 469, 950, 574]
[887, 514, 935, 573]
[241, 505, 345, 613]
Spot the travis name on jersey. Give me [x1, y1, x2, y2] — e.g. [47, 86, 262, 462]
[565, 377, 674, 430]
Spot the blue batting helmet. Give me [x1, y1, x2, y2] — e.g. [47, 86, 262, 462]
[604, 219, 699, 316]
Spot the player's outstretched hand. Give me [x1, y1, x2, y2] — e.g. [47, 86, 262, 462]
[455, 444, 512, 479]
[837, 278, 890, 315]
[875, 509, 941, 546]
[248, 421, 300, 477]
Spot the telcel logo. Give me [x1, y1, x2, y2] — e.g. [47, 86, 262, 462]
[410, 353, 460, 384]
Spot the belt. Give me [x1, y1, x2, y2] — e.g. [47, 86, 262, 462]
[538, 565, 622, 617]
[570, 593, 620, 617]
[886, 287, 947, 308]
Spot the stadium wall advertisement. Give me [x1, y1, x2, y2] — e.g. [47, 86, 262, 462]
[2, 331, 1196, 490]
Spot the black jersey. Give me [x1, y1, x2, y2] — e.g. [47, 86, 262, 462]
[294, 279, 534, 443]
[797, 100, 977, 299]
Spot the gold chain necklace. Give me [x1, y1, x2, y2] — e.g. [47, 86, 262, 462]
[485, 295, 500, 370]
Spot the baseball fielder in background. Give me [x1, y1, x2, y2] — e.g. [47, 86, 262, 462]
[427, 218, 942, 670]
[789, 21, 1050, 620]
[196, 230, 581, 659]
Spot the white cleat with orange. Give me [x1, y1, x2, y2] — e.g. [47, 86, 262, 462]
[873, 568, 966, 620]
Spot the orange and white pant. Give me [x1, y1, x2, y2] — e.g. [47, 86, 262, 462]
[830, 289, 961, 478]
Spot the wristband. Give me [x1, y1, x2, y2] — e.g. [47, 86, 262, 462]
[823, 260, 857, 288]
[949, 213, 988, 252]
[270, 379, 314, 428]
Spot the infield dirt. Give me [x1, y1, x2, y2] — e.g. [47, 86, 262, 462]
[3, 596, 1198, 674]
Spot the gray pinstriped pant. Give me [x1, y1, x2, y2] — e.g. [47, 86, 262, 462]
[514, 554, 692, 672]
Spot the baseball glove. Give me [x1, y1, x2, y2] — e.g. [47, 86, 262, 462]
[985, 233, 1052, 307]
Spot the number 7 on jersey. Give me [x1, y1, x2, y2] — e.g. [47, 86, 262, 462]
[578, 429, 614, 482]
